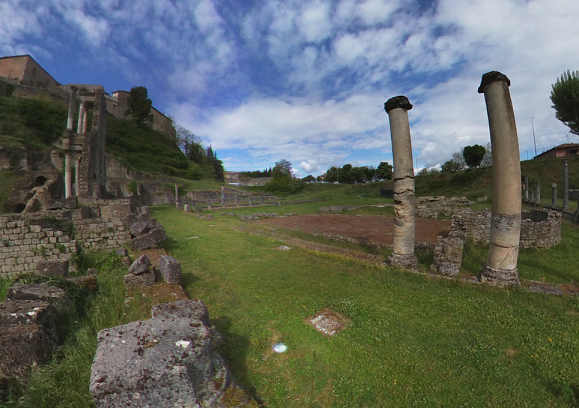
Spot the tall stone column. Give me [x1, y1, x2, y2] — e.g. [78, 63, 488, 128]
[175, 184, 179, 208]
[82, 108, 89, 134]
[65, 152, 73, 198]
[536, 182, 541, 207]
[524, 177, 529, 201]
[384, 96, 417, 269]
[67, 89, 76, 131]
[74, 157, 81, 196]
[552, 183, 557, 207]
[478, 71, 521, 285]
[563, 160, 569, 210]
[77, 102, 85, 134]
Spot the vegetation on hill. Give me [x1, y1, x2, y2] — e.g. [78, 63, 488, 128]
[0, 96, 67, 149]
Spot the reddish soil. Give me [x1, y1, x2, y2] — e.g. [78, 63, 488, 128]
[256, 214, 450, 245]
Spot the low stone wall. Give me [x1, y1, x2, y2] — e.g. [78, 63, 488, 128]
[449, 209, 561, 249]
[416, 196, 474, 219]
[0, 198, 156, 278]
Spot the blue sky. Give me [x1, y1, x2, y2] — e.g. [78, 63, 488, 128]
[2, 0, 578, 176]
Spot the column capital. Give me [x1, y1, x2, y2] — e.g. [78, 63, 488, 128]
[478, 71, 510, 93]
[384, 96, 412, 113]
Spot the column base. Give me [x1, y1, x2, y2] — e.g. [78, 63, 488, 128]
[387, 253, 418, 270]
[480, 265, 520, 286]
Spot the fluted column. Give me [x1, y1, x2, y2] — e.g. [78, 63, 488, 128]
[478, 71, 521, 285]
[67, 88, 76, 131]
[77, 102, 85, 134]
[65, 152, 73, 198]
[74, 157, 81, 196]
[384, 96, 417, 269]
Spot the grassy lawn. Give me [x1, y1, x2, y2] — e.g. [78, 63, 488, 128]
[152, 205, 579, 407]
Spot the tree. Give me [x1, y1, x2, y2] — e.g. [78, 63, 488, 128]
[126, 86, 153, 125]
[175, 124, 200, 157]
[272, 159, 293, 178]
[480, 143, 492, 167]
[463, 144, 486, 168]
[375, 162, 393, 180]
[441, 151, 466, 173]
[302, 175, 316, 183]
[550, 70, 579, 135]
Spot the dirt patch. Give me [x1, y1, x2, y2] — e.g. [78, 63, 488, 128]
[306, 308, 350, 336]
[256, 214, 450, 246]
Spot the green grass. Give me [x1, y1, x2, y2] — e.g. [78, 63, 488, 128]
[153, 206, 579, 407]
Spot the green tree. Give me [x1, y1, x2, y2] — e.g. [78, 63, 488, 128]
[302, 175, 316, 183]
[272, 159, 293, 178]
[175, 124, 199, 157]
[550, 70, 579, 135]
[480, 143, 492, 167]
[324, 166, 339, 183]
[126, 86, 153, 125]
[375, 162, 393, 180]
[463, 144, 486, 168]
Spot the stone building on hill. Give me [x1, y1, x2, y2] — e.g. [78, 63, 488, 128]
[0, 54, 175, 141]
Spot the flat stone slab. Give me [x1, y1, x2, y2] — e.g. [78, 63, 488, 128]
[7, 283, 68, 303]
[124, 269, 156, 290]
[306, 308, 350, 336]
[129, 228, 168, 251]
[90, 300, 255, 408]
[37, 260, 69, 277]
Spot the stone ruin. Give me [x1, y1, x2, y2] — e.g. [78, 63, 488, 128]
[430, 209, 562, 278]
[415, 196, 473, 219]
[90, 300, 256, 407]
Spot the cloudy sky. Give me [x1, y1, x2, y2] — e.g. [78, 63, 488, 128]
[2, 0, 578, 176]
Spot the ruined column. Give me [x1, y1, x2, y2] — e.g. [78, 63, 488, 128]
[77, 102, 85, 134]
[82, 107, 89, 134]
[65, 152, 73, 199]
[221, 186, 225, 207]
[384, 96, 417, 269]
[536, 182, 541, 207]
[563, 160, 569, 210]
[184, 204, 189, 213]
[552, 183, 558, 207]
[74, 157, 81, 196]
[175, 184, 179, 208]
[524, 177, 529, 201]
[478, 71, 521, 285]
[67, 88, 76, 131]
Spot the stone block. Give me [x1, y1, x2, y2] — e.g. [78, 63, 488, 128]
[129, 228, 167, 251]
[158, 255, 182, 284]
[130, 220, 149, 237]
[115, 248, 128, 256]
[37, 260, 69, 277]
[90, 300, 254, 408]
[0, 300, 59, 346]
[128, 254, 151, 275]
[7, 283, 68, 303]
[0, 324, 53, 384]
[124, 270, 155, 289]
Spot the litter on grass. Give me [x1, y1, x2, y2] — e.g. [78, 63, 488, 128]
[272, 343, 287, 353]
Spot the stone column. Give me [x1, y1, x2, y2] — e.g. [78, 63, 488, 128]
[536, 182, 541, 207]
[478, 71, 521, 285]
[74, 157, 81, 196]
[384, 96, 417, 269]
[524, 177, 529, 201]
[552, 183, 557, 207]
[67, 89, 76, 131]
[563, 160, 569, 210]
[175, 184, 179, 208]
[77, 102, 85, 134]
[65, 151, 73, 198]
[221, 186, 225, 207]
[184, 204, 189, 213]
[207, 198, 211, 209]
[82, 108, 89, 134]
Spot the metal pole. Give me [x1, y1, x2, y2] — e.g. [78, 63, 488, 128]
[531, 117, 537, 157]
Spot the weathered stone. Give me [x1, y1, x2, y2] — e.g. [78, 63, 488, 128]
[0, 300, 58, 346]
[130, 220, 149, 237]
[67, 276, 98, 293]
[115, 248, 128, 256]
[307, 308, 350, 336]
[158, 255, 182, 284]
[90, 300, 255, 408]
[37, 260, 69, 277]
[7, 283, 67, 303]
[124, 269, 155, 289]
[430, 234, 465, 277]
[129, 228, 167, 251]
[128, 254, 151, 275]
[0, 324, 53, 384]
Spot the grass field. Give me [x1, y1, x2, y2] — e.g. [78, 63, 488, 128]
[149, 201, 579, 407]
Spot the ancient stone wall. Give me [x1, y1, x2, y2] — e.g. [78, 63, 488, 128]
[0, 198, 141, 279]
[416, 196, 473, 219]
[450, 209, 561, 249]
[0, 55, 60, 90]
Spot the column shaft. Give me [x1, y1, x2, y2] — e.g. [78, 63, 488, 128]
[77, 102, 85, 133]
[75, 158, 81, 196]
[563, 160, 569, 209]
[385, 96, 417, 269]
[65, 152, 72, 198]
[478, 72, 521, 285]
[552, 183, 557, 207]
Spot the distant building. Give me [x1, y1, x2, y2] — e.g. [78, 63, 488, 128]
[535, 143, 579, 160]
[224, 171, 242, 182]
[0, 55, 60, 89]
